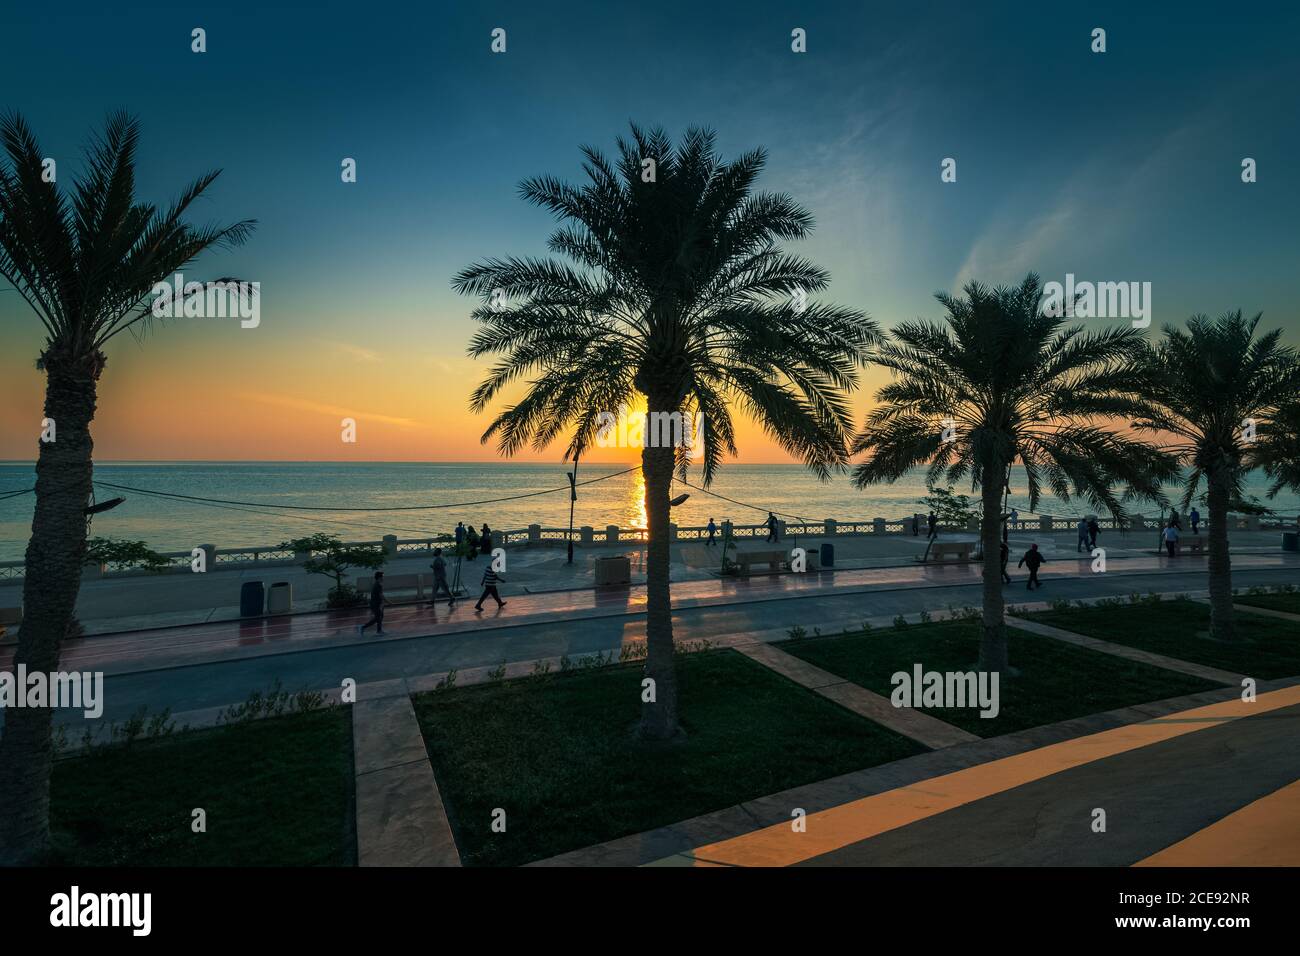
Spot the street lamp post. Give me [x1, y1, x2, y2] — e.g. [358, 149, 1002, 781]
[566, 453, 579, 565]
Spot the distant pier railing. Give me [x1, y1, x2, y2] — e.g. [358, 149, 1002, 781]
[1, 511, 1296, 583]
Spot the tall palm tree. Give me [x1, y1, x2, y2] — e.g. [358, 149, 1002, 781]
[453, 124, 878, 739]
[852, 274, 1174, 672]
[1134, 312, 1300, 641]
[0, 111, 255, 863]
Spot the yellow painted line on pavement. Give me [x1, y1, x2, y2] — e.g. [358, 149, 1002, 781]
[1134, 778, 1300, 867]
[674, 685, 1300, 867]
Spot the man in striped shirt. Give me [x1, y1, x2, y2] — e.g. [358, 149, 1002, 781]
[475, 564, 507, 612]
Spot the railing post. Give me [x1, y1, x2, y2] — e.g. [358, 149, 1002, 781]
[606, 524, 619, 544]
[528, 523, 542, 545]
[199, 543, 216, 571]
[1039, 515, 1053, 532]
[824, 518, 836, 536]
[382, 534, 398, 558]
[669, 522, 678, 541]
[580, 525, 594, 545]
[872, 517, 886, 535]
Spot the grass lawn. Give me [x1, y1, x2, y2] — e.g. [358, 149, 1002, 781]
[51, 708, 355, 866]
[1234, 591, 1300, 615]
[778, 620, 1220, 738]
[412, 649, 923, 867]
[1024, 599, 1300, 679]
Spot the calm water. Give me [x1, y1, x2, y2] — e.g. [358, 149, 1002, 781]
[0, 461, 1296, 559]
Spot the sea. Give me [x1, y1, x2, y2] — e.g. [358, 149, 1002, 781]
[1, 461, 1296, 560]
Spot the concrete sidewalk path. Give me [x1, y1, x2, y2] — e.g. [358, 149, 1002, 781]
[1005, 616, 1245, 685]
[733, 642, 978, 749]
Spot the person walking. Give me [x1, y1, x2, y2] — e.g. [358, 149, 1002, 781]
[474, 563, 506, 611]
[1018, 544, 1045, 590]
[1009, 507, 1019, 530]
[1163, 522, 1179, 558]
[428, 548, 455, 608]
[455, 521, 465, 550]
[1190, 508, 1200, 534]
[912, 515, 919, 536]
[999, 539, 1011, 584]
[927, 511, 937, 539]
[480, 523, 493, 558]
[1076, 518, 1089, 553]
[465, 524, 479, 560]
[766, 512, 778, 543]
[706, 518, 717, 546]
[358, 571, 387, 635]
[1087, 517, 1100, 550]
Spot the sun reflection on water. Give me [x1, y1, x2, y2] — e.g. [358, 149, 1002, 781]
[624, 465, 648, 530]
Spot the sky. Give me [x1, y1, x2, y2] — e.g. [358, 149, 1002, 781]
[1, 0, 1298, 463]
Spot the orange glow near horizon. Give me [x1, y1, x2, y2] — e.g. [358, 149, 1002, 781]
[0, 324, 894, 463]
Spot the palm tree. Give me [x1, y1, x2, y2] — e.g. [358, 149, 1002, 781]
[852, 274, 1175, 672]
[1134, 312, 1300, 641]
[453, 124, 878, 739]
[0, 111, 255, 863]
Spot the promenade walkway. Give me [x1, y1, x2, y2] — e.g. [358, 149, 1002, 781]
[2, 550, 1297, 731]
[5, 551, 1295, 673]
[2, 524, 1290, 634]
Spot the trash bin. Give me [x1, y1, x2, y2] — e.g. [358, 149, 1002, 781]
[1283, 532, 1299, 553]
[820, 542, 834, 567]
[240, 581, 265, 617]
[595, 555, 631, 586]
[266, 581, 293, 614]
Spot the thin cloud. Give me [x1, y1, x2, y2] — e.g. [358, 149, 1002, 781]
[238, 391, 424, 429]
[952, 100, 1234, 293]
[320, 339, 382, 363]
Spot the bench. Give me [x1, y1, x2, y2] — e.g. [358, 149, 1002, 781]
[735, 548, 785, 573]
[930, 541, 974, 562]
[355, 573, 426, 601]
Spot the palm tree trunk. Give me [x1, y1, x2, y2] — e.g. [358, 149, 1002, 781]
[638, 440, 680, 740]
[0, 352, 100, 864]
[977, 471, 1009, 673]
[1205, 468, 1235, 642]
